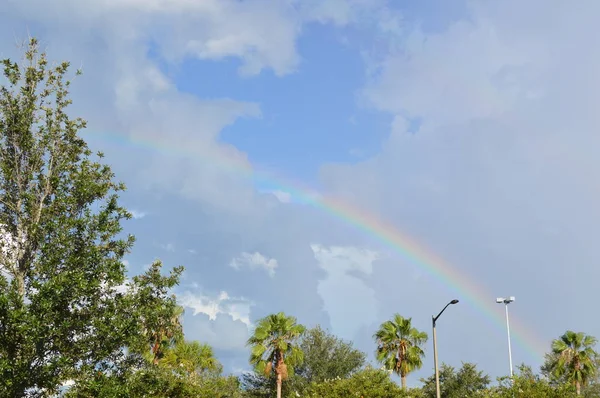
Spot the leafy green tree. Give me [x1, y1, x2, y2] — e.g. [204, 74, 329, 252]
[296, 325, 366, 383]
[247, 312, 306, 398]
[304, 366, 423, 398]
[160, 340, 221, 377]
[374, 314, 428, 389]
[240, 371, 284, 398]
[544, 331, 598, 395]
[63, 364, 243, 398]
[420, 362, 490, 397]
[60, 259, 186, 395]
[127, 260, 185, 365]
[543, 348, 600, 397]
[63, 261, 233, 398]
[0, 37, 148, 397]
[242, 325, 366, 397]
[486, 364, 577, 398]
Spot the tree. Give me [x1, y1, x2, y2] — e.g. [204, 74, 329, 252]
[247, 312, 306, 398]
[296, 325, 366, 383]
[160, 340, 221, 377]
[544, 331, 598, 395]
[543, 350, 600, 397]
[420, 362, 490, 398]
[0, 37, 147, 397]
[487, 364, 577, 398]
[242, 325, 366, 397]
[304, 366, 423, 398]
[374, 314, 428, 389]
[62, 261, 232, 398]
[63, 363, 243, 398]
[127, 260, 185, 365]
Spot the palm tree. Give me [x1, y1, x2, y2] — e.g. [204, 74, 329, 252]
[373, 313, 428, 389]
[143, 304, 185, 365]
[247, 312, 306, 398]
[160, 340, 221, 379]
[547, 330, 598, 395]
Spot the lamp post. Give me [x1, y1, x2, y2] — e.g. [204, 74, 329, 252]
[496, 296, 515, 378]
[432, 299, 459, 398]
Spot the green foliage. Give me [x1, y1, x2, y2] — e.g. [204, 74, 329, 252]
[242, 325, 366, 397]
[304, 366, 423, 398]
[247, 312, 306, 382]
[420, 362, 490, 397]
[374, 314, 428, 389]
[0, 37, 139, 397]
[486, 364, 578, 398]
[241, 371, 292, 398]
[63, 365, 243, 398]
[296, 325, 366, 383]
[127, 260, 184, 365]
[543, 331, 598, 394]
[159, 340, 221, 377]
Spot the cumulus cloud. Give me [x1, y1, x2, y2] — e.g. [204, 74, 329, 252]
[2, 0, 273, 217]
[184, 312, 250, 352]
[5, 0, 303, 77]
[311, 244, 379, 341]
[8, 0, 597, 382]
[319, 0, 600, 376]
[230, 251, 278, 277]
[177, 289, 253, 353]
[179, 290, 252, 327]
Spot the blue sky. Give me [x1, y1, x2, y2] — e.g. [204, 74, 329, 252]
[167, 22, 388, 183]
[3, 0, 600, 388]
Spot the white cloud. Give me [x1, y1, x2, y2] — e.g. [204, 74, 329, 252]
[311, 244, 379, 274]
[270, 190, 292, 203]
[230, 251, 278, 277]
[185, 311, 250, 351]
[6, 0, 303, 77]
[179, 290, 252, 327]
[292, 0, 388, 27]
[0, 0, 281, 217]
[318, 0, 600, 375]
[311, 244, 379, 341]
[129, 209, 147, 219]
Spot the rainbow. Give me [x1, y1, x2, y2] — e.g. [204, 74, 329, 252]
[85, 129, 547, 364]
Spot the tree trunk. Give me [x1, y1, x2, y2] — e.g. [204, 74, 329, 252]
[276, 372, 282, 398]
[576, 380, 581, 395]
[401, 374, 407, 390]
[15, 272, 25, 298]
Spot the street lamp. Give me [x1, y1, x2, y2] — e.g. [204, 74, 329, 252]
[432, 299, 459, 398]
[496, 296, 515, 378]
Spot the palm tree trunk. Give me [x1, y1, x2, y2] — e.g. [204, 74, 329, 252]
[152, 340, 161, 365]
[401, 374, 407, 390]
[576, 380, 581, 395]
[276, 372, 283, 398]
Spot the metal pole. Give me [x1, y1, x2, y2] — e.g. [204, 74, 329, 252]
[433, 316, 441, 398]
[505, 303, 514, 378]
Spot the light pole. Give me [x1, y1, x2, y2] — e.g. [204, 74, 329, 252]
[432, 299, 459, 398]
[496, 296, 515, 378]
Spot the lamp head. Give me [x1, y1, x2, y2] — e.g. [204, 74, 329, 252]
[450, 299, 459, 304]
[496, 297, 515, 304]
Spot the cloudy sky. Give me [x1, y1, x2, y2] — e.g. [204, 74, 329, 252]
[3, 0, 600, 386]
